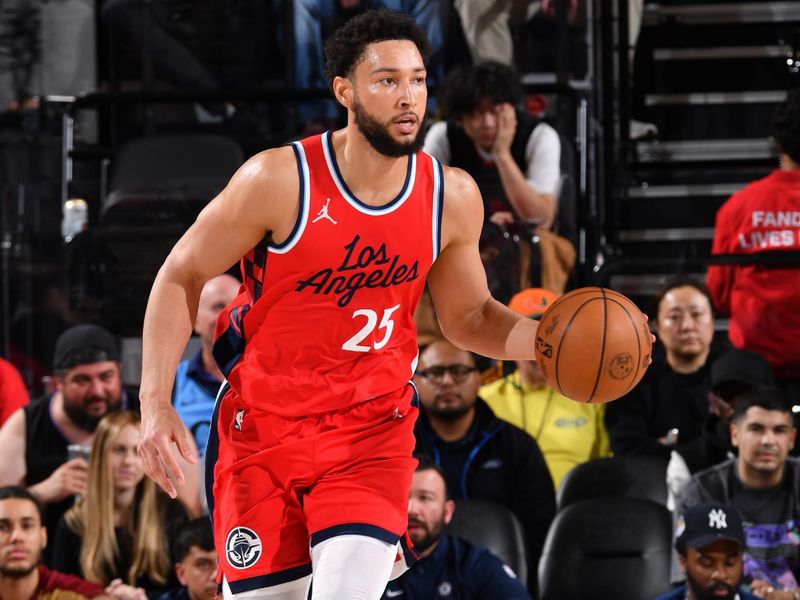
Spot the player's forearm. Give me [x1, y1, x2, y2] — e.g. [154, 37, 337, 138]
[441, 297, 538, 361]
[494, 151, 554, 227]
[140, 267, 202, 406]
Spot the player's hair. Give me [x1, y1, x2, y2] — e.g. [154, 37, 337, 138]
[650, 276, 716, 319]
[172, 517, 215, 564]
[733, 385, 794, 423]
[0, 486, 44, 522]
[64, 411, 171, 587]
[323, 9, 430, 88]
[773, 88, 800, 164]
[439, 61, 523, 120]
[414, 453, 451, 499]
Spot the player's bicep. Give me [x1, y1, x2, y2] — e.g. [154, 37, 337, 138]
[427, 168, 491, 334]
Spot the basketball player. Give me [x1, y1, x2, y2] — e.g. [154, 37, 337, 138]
[138, 10, 542, 600]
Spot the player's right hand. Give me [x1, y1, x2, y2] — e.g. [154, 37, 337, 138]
[37, 458, 88, 502]
[137, 402, 195, 499]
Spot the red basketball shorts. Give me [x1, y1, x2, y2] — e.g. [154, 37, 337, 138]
[205, 382, 420, 594]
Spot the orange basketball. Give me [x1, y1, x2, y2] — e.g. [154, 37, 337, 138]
[534, 287, 652, 404]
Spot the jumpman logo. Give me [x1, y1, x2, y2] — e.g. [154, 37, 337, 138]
[312, 198, 338, 224]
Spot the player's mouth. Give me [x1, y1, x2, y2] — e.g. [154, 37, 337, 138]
[393, 115, 419, 135]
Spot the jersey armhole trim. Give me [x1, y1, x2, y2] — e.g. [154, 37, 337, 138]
[432, 157, 444, 261]
[269, 142, 309, 253]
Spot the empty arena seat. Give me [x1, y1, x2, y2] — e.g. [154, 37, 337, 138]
[557, 455, 668, 511]
[101, 133, 244, 228]
[538, 497, 673, 600]
[444, 499, 528, 584]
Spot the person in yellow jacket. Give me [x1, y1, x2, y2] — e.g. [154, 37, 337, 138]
[480, 288, 611, 489]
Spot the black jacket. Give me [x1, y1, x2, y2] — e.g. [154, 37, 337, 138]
[604, 347, 718, 459]
[414, 398, 555, 593]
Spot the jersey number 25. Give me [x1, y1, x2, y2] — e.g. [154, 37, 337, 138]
[342, 305, 400, 353]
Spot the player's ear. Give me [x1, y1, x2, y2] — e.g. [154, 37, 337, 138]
[333, 76, 354, 110]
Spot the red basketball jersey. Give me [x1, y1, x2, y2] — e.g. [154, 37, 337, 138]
[212, 132, 443, 417]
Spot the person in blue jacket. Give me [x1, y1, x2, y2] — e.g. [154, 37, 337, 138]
[381, 455, 531, 600]
[655, 502, 759, 600]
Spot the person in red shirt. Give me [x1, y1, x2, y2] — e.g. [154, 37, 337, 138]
[135, 9, 569, 600]
[0, 486, 109, 600]
[707, 89, 800, 396]
[0, 358, 29, 427]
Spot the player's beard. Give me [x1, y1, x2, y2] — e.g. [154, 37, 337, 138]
[686, 570, 738, 600]
[353, 97, 425, 158]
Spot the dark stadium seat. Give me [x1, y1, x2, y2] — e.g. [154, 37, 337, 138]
[538, 497, 673, 600]
[557, 455, 669, 511]
[444, 499, 528, 584]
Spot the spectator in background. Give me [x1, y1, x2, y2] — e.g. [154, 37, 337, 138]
[605, 277, 718, 460]
[173, 274, 239, 457]
[0, 324, 200, 565]
[480, 287, 610, 489]
[453, 0, 578, 66]
[655, 501, 759, 600]
[424, 61, 561, 230]
[0, 324, 129, 563]
[381, 456, 531, 600]
[0, 486, 110, 600]
[667, 348, 775, 509]
[707, 88, 800, 403]
[292, 1, 443, 132]
[678, 386, 800, 595]
[0, 357, 29, 426]
[157, 518, 216, 600]
[413, 339, 556, 594]
[52, 411, 189, 598]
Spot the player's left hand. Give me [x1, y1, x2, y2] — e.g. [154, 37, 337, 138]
[493, 103, 517, 156]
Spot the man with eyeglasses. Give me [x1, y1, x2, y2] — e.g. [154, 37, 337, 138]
[412, 339, 555, 595]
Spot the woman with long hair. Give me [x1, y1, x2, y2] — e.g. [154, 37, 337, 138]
[52, 410, 189, 598]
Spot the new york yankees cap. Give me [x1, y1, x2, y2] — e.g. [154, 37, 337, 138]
[675, 502, 745, 554]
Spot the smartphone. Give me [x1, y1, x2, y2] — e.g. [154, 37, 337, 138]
[67, 444, 91, 462]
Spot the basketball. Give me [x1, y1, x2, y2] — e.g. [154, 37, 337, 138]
[534, 287, 652, 404]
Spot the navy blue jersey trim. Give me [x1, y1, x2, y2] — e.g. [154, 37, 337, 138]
[310, 523, 400, 547]
[269, 142, 308, 251]
[204, 382, 229, 520]
[434, 158, 444, 259]
[227, 562, 313, 593]
[324, 131, 413, 212]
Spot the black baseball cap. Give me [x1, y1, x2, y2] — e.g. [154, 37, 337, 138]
[675, 502, 745, 554]
[53, 324, 120, 370]
[710, 348, 774, 391]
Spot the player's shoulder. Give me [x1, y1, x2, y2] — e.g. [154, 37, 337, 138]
[440, 164, 481, 201]
[224, 145, 299, 202]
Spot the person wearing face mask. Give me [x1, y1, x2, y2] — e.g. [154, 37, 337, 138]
[605, 277, 721, 460]
[380, 456, 531, 600]
[678, 387, 800, 599]
[655, 502, 758, 600]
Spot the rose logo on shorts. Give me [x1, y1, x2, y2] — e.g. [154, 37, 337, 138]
[226, 527, 262, 569]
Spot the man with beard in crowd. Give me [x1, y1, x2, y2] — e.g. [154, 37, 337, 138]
[0, 486, 110, 600]
[0, 324, 129, 561]
[655, 501, 758, 600]
[381, 456, 530, 599]
[413, 339, 555, 594]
